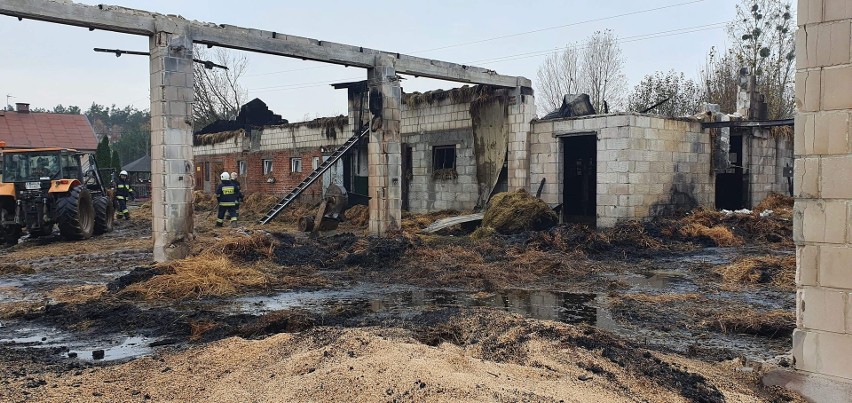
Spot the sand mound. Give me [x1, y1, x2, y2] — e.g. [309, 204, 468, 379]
[482, 189, 557, 235]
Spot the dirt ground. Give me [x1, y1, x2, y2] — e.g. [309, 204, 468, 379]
[0, 197, 803, 402]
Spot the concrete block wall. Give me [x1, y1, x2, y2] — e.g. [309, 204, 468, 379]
[401, 96, 477, 213]
[401, 99, 473, 133]
[529, 113, 713, 228]
[403, 129, 478, 213]
[508, 92, 536, 191]
[748, 133, 795, 205]
[792, 0, 852, 381]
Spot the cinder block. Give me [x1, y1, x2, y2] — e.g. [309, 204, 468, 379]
[797, 330, 852, 379]
[796, 70, 822, 112]
[819, 246, 852, 289]
[824, 201, 849, 243]
[798, 245, 820, 286]
[799, 199, 827, 243]
[794, 157, 820, 198]
[801, 286, 848, 333]
[822, 66, 852, 110]
[821, 156, 852, 198]
[824, 0, 852, 22]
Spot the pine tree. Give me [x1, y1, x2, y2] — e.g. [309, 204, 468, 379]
[111, 150, 122, 172]
[95, 136, 111, 169]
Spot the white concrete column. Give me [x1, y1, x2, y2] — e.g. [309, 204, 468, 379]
[367, 55, 402, 235]
[149, 29, 195, 261]
[507, 87, 535, 191]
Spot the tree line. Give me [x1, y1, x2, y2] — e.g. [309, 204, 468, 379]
[536, 0, 795, 119]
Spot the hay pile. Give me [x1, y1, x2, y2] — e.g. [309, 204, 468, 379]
[345, 205, 369, 227]
[481, 189, 558, 235]
[122, 253, 270, 300]
[704, 309, 795, 338]
[716, 255, 796, 290]
[193, 191, 217, 211]
[239, 192, 280, 217]
[122, 232, 280, 300]
[401, 210, 463, 233]
[678, 222, 744, 247]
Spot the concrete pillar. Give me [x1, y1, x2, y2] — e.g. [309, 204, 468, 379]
[507, 87, 535, 191]
[367, 56, 402, 235]
[765, 0, 852, 399]
[149, 29, 195, 261]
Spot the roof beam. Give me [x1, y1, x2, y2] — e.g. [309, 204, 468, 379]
[701, 119, 794, 129]
[0, 0, 530, 88]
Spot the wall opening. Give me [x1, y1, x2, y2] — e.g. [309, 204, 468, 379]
[715, 133, 746, 210]
[402, 144, 413, 211]
[561, 135, 596, 225]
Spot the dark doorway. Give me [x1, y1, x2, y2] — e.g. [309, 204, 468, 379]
[715, 133, 747, 210]
[402, 145, 413, 211]
[561, 135, 596, 225]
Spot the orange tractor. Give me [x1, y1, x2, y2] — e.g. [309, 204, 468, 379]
[0, 146, 114, 244]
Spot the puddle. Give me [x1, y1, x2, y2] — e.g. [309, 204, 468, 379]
[659, 247, 734, 266]
[237, 285, 617, 330]
[623, 270, 699, 294]
[0, 324, 155, 362]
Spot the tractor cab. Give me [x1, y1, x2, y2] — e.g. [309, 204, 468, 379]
[0, 146, 113, 244]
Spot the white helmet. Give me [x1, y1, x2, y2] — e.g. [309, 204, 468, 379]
[230, 172, 238, 179]
[119, 170, 128, 176]
[220, 172, 230, 181]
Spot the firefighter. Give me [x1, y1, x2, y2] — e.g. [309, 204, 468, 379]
[215, 171, 242, 227]
[230, 171, 241, 212]
[115, 170, 134, 220]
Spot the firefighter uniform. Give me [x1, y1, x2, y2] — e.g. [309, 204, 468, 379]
[216, 179, 242, 227]
[115, 174, 134, 220]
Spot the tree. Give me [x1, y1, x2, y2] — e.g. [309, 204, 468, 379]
[110, 150, 122, 172]
[535, 30, 627, 115]
[700, 47, 740, 115]
[729, 0, 795, 118]
[535, 45, 582, 116]
[582, 30, 627, 113]
[95, 136, 112, 170]
[193, 47, 248, 131]
[627, 70, 704, 117]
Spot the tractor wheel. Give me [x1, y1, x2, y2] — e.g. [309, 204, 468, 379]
[3, 225, 21, 245]
[93, 195, 114, 235]
[56, 185, 95, 241]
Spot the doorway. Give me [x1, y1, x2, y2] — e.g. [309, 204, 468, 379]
[715, 133, 747, 210]
[401, 145, 413, 211]
[561, 135, 597, 225]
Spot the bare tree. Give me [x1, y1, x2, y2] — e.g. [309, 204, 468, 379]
[535, 30, 626, 115]
[701, 47, 740, 114]
[582, 30, 627, 112]
[535, 45, 581, 116]
[193, 47, 248, 131]
[729, 0, 795, 118]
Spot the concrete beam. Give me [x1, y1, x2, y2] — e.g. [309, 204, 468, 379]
[0, 0, 530, 88]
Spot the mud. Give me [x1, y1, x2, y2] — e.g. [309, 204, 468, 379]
[0, 203, 803, 401]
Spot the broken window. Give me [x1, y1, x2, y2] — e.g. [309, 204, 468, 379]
[262, 159, 273, 175]
[291, 157, 302, 173]
[432, 145, 457, 180]
[238, 160, 246, 176]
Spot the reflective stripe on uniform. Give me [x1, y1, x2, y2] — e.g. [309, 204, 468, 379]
[216, 219, 224, 223]
[221, 186, 235, 195]
[116, 196, 125, 200]
[230, 217, 238, 221]
[219, 202, 236, 206]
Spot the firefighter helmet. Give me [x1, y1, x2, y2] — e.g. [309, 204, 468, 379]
[220, 172, 230, 181]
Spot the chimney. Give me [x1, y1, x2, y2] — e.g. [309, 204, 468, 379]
[15, 103, 29, 114]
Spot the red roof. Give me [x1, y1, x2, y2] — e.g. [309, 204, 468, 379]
[0, 111, 98, 151]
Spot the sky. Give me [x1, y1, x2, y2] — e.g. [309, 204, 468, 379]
[0, 0, 783, 120]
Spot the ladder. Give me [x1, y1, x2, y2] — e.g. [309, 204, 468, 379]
[259, 126, 369, 224]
